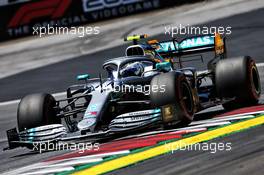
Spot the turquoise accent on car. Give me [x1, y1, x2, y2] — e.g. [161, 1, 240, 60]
[77, 74, 90, 81]
[154, 108, 161, 113]
[28, 136, 33, 143]
[156, 62, 171, 72]
[156, 35, 215, 53]
[179, 35, 214, 49]
[28, 128, 35, 132]
[158, 41, 176, 52]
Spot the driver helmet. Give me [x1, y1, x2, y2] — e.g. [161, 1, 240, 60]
[120, 62, 144, 77]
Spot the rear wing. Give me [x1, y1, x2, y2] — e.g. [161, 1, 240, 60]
[156, 33, 225, 57]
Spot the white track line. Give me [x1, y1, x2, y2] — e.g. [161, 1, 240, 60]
[118, 128, 208, 140]
[22, 167, 75, 175]
[0, 63, 263, 107]
[0, 99, 20, 106]
[190, 115, 255, 125]
[257, 63, 264, 67]
[30, 158, 103, 170]
[4, 150, 130, 175]
[46, 150, 130, 163]
[217, 110, 264, 119]
[178, 121, 231, 130]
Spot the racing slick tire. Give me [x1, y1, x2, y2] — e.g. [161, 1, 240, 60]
[17, 93, 60, 131]
[150, 72, 195, 126]
[215, 56, 261, 111]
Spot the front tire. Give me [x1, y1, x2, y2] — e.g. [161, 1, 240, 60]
[17, 93, 60, 131]
[150, 72, 194, 126]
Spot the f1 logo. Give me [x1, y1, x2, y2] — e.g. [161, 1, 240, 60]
[8, 0, 72, 28]
[82, 0, 140, 12]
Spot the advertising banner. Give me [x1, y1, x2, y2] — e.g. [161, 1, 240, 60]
[0, 0, 199, 41]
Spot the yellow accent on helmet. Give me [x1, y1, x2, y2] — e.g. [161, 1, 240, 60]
[124, 34, 148, 42]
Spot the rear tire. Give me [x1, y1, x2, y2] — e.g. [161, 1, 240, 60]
[150, 72, 194, 126]
[215, 56, 261, 110]
[17, 93, 60, 131]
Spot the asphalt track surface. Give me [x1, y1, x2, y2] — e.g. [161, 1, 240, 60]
[0, 7, 264, 174]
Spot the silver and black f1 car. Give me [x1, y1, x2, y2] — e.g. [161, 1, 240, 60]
[5, 33, 261, 150]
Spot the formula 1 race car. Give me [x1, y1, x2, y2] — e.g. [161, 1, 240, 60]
[5, 33, 261, 150]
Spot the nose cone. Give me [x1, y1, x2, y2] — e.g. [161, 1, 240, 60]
[77, 118, 96, 131]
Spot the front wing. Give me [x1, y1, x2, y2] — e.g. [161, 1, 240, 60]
[5, 109, 162, 150]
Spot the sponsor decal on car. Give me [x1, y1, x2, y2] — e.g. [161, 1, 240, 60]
[119, 109, 161, 117]
[157, 36, 215, 53]
[89, 104, 98, 111]
[179, 36, 214, 49]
